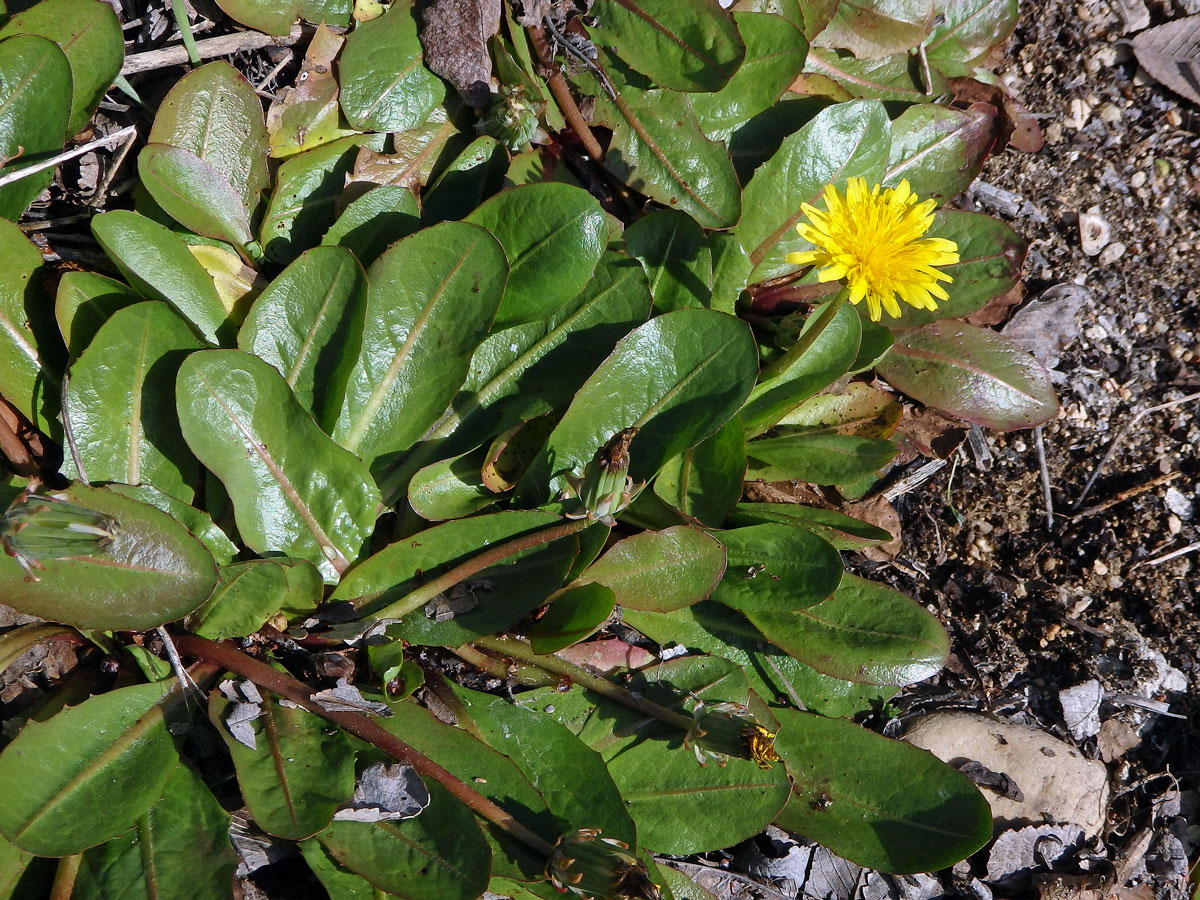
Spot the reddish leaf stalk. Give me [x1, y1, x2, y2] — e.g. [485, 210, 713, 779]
[528, 25, 604, 160]
[473, 636, 694, 732]
[370, 517, 591, 621]
[175, 634, 556, 858]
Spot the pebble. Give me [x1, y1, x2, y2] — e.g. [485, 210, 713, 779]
[1098, 241, 1127, 265]
[1131, 171, 1147, 188]
[1079, 212, 1111, 255]
[1098, 103, 1123, 123]
[1066, 97, 1092, 129]
[1166, 109, 1182, 127]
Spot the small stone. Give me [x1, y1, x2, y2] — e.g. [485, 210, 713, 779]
[1165, 486, 1193, 519]
[1098, 103, 1123, 123]
[1093, 45, 1119, 67]
[1168, 514, 1182, 535]
[1166, 109, 1182, 127]
[1079, 213, 1111, 255]
[1066, 97, 1092, 129]
[1092, 559, 1109, 575]
[1130, 171, 1147, 188]
[1045, 121, 1064, 143]
[1097, 241, 1126, 265]
[1060, 680, 1103, 741]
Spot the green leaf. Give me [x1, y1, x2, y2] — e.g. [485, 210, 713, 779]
[658, 865, 720, 900]
[407, 448, 496, 521]
[0, 483, 218, 631]
[0, 220, 61, 432]
[726, 96, 826, 184]
[624, 209, 712, 314]
[735, 100, 890, 282]
[745, 432, 897, 483]
[91, 210, 231, 345]
[300, 839, 390, 900]
[580, 525, 726, 612]
[55, 271, 139, 359]
[260, 135, 380, 265]
[336, 510, 578, 646]
[138, 144, 254, 249]
[883, 104, 996, 203]
[190, 560, 290, 638]
[588, 63, 742, 229]
[148, 60, 270, 218]
[622, 602, 898, 716]
[589, 0, 745, 92]
[604, 722, 790, 854]
[464, 183, 605, 328]
[105, 483, 238, 566]
[727, 501, 893, 549]
[73, 763, 236, 900]
[213, 0, 351, 36]
[375, 701, 553, 882]
[653, 418, 746, 526]
[332, 221, 507, 466]
[740, 299, 862, 436]
[889, 210, 1025, 326]
[209, 686, 357, 840]
[422, 136, 508, 225]
[710, 523, 842, 613]
[176, 349, 381, 579]
[396, 252, 650, 491]
[339, 0, 446, 132]
[452, 684, 637, 843]
[924, 0, 1018, 75]
[707, 230, 753, 314]
[877, 321, 1059, 430]
[319, 781, 490, 900]
[519, 309, 758, 502]
[804, 48, 947, 101]
[747, 573, 947, 684]
[528, 582, 615, 653]
[238, 245, 367, 428]
[0, 0, 122, 137]
[321, 184, 420, 266]
[65, 301, 202, 502]
[690, 12, 808, 140]
[0, 833, 35, 900]
[772, 708, 991, 872]
[811, 0, 933, 58]
[0, 35, 70, 219]
[0, 682, 179, 857]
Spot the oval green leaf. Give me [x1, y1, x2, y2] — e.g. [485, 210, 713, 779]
[0, 0, 123, 138]
[0, 35, 71, 219]
[589, 0, 745, 92]
[0, 220, 61, 432]
[745, 432, 897, 484]
[709, 523, 842, 613]
[690, 12, 808, 140]
[320, 183, 421, 266]
[727, 502, 893, 549]
[883, 103, 996, 203]
[138, 144, 254, 249]
[464, 183, 606, 328]
[319, 781, 490, 900]
[772, 708, 991, 873]
[624, 209, 712, 314]
[176, 349, 381, 579]
[339, 0, 446, 132]
[65, 301, 202, 502]
[653, 418, 746, 527]
[0, 483, 218, 631]
[148, 60, 269, 217]
[0, 682, 179, 857]
[210, 687, 356, 840]
[332, 221, 507, 466]
[747, 573, 948, 684]
[238, 245, 368, 428]
[73, 762, 236, 900]
[877, 320, 1059, 430]
[190, 560, 291, 639]
[55, 271, 140, 359]
[214, 0, 351, 36]
[580, 525, 726, 612]
[528, 582, 615, 654]
[519, 308, 758, 502]
[91, 210, 231, 345]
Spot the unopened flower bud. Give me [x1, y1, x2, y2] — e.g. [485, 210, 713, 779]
[0, 486, 118, 581]
[545, 828, 662, 900]
[684, 698, 782, 770]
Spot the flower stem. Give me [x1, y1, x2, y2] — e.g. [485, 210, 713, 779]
[175, 635, 556, 858]
[368, 517, 591, 621]
[759, 291, 850, 382]
[472, 636, 694, 732]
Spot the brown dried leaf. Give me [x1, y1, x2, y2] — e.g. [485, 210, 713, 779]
[966, 278, 1025, 327]
[896, 406, 967, 459]
[419, 0, 502, 107]
[848, 495, 902, 561]
[1131, 15, 1200, 106]
[265, 25, 354, 157]
[949, 76, 1043, 151]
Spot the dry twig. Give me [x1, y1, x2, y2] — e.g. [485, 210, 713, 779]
[120, 24, 305, 75]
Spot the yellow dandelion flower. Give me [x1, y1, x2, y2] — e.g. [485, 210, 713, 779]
[785, 177, 960, 322]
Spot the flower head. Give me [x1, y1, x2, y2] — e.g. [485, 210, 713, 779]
[684, 698, 782, 770]
[786, 178, 960, 322]
[546, 828, 662, 900]
[0, 485, 118, 581]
